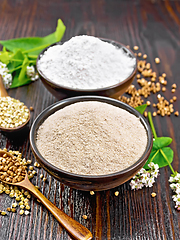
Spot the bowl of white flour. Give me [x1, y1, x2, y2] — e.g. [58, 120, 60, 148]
[37, 35, 137, 100]
[30, 96, 153, 191]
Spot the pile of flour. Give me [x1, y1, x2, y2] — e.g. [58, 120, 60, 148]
[38, 35, 136, 89]
[36, 101, 147, 175]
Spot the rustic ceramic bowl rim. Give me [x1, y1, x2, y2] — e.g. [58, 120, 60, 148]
[36, 37, 137, 92]
[30, 95, 153, 180]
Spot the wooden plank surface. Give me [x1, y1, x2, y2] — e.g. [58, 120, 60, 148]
[0, 0, 180, 239]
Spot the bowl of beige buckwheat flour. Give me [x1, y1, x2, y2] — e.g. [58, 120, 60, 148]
[30, 96, 153, 191]
[36, 35, 137, 99]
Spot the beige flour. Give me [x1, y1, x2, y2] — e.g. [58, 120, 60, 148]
[36, 101, 148, 175]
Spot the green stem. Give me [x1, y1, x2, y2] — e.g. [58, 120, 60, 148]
[9, 65, 22, 73]
[148, 112, 157, 139]
[160, 149, 175, 174]
[148, 150, 159, 163]
[28, 55, 38, 59]
[22, 43, 50, 54]
[29, 60, 36, 64]
[148, 111, 175, 174]
[10, 58, 23, 62]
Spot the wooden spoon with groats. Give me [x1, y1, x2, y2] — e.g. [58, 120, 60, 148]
[0, 150, 93, 240]
[0, 75, 30, 132]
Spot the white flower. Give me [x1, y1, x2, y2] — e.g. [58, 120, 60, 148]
[154, 164, 159, 171]
[151, 169, 159, 178]
[169, 176, 175, 183]
[130, 180, 143, 190]
[137, 183, 144, 190]
[176, 194, 180, 200]
[175, 201, 180, 206]
[139, 168, 146, 174]
[170, 183, 177, 190]
[0, 61, 12, 89]
[130, 164, 160, 190]
[174, 175, 180, 181]
[26, 65, 39, 81]
[147, 177, 155, 187]
[148, 162, 155, 168]
[130, 180, 136, 190]
[175, 188, 180, 195]
[176, 173, 180, 178]
[141, 173, 149, 184]
[172, 195, 178, 201]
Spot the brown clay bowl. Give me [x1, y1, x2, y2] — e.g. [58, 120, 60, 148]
[30, 96, 153, 191]
[36, 38, 137, 100]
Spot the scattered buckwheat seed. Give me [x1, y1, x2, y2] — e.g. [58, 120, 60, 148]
[115, 191, 119, 196]
[174, 111, 179, 116]
[172, 84, 177, 89]
[155, 58, 160, 64]
[133, 46, 139, 50]
[151, 192, 156, 198]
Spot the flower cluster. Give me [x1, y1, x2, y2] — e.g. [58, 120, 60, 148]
[0, 61, 12, 89]
[26, 66, 39, 81]
[169, 172, 180, 210]
[130, 162, 159, 190]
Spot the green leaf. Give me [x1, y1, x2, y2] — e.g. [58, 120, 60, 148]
[10, 70, 31, 88]
[0, 19, 66, 55]
[0, 50, 12, 64]
[7, 49, 25, 71]
[143, 147, 174, 169]
[153, 137, 172, 150]
[135, 104, 147, 114]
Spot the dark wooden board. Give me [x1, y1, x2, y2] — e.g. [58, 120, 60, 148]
[0, 0, 180, 239]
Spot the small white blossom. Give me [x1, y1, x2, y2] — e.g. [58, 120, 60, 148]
[0, 61, 12, 89]
[148, 162, 154, 168]
[154, 164, 159, 171]
[139, 168, 146, 174]
[147, 177, 155, 187]
[26, 65, 39, 81]
[170, 183, 176, 190]
[151, 169, 159, 178]
[169, 172, 180, 210]
[141, 173, 149, 184]
[176, 188, 180, 195]
[169, 176, 174, 183]
[130, 163, 159, 190]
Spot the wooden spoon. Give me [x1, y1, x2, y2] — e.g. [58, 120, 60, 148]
[0, 150, 93, 240]
[0, 75, 30, 132]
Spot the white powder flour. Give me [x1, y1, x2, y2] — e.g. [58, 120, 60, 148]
[38, 35, 136, 89]
[36, 101, 148, 175]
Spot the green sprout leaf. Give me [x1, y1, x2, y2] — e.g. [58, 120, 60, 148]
[153, 137, 172, 150]
[135, 104, 147, 114]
